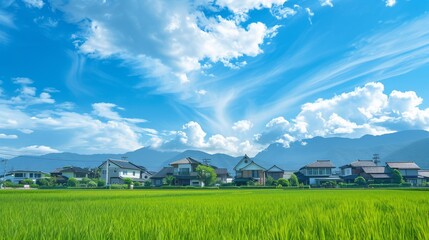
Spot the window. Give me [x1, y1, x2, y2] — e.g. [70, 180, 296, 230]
[252, 170, 259, 178]
[14, 173, 24, 178]
[133, 171, 135, 176]
[34, 174, 41, 178]
[29, 173, 34, 178]
[123, 170, 128, 175]
[102, 170, 106, 174]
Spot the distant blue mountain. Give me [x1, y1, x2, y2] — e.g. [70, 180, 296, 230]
[254, 130, 429, 170]
[5, 130, 429, 173]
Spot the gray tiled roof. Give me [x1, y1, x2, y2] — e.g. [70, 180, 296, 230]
[304, 160, 335, 168]
[267, 165, 284, 172]
[151, 167, 174, 179]
[362, 166, 386, 174]
[418, 170, 429, 178]
[340, 160, 376, 169]
[369, 173, 391, 179]
[170, 157, 201, 165]
[215, 168, 228, 175]
[109, 159, 141, 170]
[386, 162, 420, 170]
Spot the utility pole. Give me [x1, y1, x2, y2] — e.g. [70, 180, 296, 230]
[203, 158, 211, 166]
[105, 159, 109, 187]
[373, 154, 380, 166]
[1, 159, 8, 189]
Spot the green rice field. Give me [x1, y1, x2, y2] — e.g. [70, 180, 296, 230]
[0, 189, 428, 239]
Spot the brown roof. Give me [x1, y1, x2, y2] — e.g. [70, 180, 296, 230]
[362, 166, 386, 174]
[303, 160, 335, 168]
[386, 162, 420, 170]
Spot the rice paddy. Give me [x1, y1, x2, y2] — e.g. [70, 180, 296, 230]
[0, 189, 428, 239]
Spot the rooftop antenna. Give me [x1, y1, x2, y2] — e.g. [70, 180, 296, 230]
[372, 154, 380, 166]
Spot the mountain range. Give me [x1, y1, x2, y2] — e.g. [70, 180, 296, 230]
[5, 130, 429, 173]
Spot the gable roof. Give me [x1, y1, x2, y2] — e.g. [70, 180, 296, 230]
[418, 170, 429, 178]
[267, 165, 284, 172]
[386, 162, 420, 170]
[99, 159, 141, 170]
[170, 157, 201, 165]
[233, 154, 252, 171]
[151, 167, 174, 179]
[240, 161, 266, 171]
[362, 166, 386, 174]
[340, 160, 376, 169]
[55, 166, 90, 174]
[302, 160, 335, 169]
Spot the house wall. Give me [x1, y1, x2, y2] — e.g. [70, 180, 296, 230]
[5, 172, 43, 184]
[399, 169, 418, 176]
[341, 168, 352, 176]
[267, 172, 284, 180]
[301, 168, 332, 176]
[99, 162, 120, 184]
[119, 169, 140, 178]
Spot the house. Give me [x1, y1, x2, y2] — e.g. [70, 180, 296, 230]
[386, 162, 420, 185]
[266, 165, 285, 180]
[234, 155, 266, 185]
[418, 170, 429, 185]
[51, 166, 91, 181]
[340, 160, 377, 183]
[3, 170, 46, 184]
[297, 160, 340, 185]
[150, 167, 174, 187]
[99, 159, 151, 185]
[215, 168, 232, 184]
[360, 166, 391, 183]
[169, 157, 203, 186]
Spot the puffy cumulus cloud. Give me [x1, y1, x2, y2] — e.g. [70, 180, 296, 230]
[215, 0, 287, 14]
[6, 77, 55, 106]
[23, 0, 45, 9]
[51, 1, 280, 92]
[320, 0, 333, 8]
[157, 121, 261, 156]
[385, 0, 396, 7]
[0, 133, 18, 139]
[257, 82, 429, 147]
[232, 120, 253, 132]
[270, 5, 297, 20]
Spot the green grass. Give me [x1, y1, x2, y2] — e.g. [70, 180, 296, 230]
[0, 189, 428, 239]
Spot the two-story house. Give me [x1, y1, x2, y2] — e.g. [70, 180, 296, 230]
[339, 160, 377, 183]
[4, 170, 46, 184]
[99, 159, 151, 185]
[386, 162, 420, 185]
[233, 155, 266, 185]
[297, 160, 340, 185]
[170, 157, 202, 186]
[51, 166, 91, 181]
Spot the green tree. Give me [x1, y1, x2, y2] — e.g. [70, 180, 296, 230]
[354, 176, 366, 186]
[392, 169, 404, 184]
[144, 181, 152, 187]
[266, 176, 276, 186]
[67, 178, 78, 187]
[123, 178, 133, 186]
[289, 173, 299, 186]
[164, 175, 175, 186]
[97, 179, 106, 187]
[196, 165, 217, 186]
[277, 178, 290, 187]
[21, 179, 34, 185]
[80, 177, 91, 184]
[87, 181, 97, 188]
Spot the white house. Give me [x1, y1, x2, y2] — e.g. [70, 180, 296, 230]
[99, 159, 151, 185]
[3, 170, 46, 184]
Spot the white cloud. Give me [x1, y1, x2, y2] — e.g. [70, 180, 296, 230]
[270, 5, 297, 20]
[385, 0, 396, 7]
[13, 77, 33, 85]
[0, 133, 18, 139]
[257, 82, 429, 147]
[232, 120, 253, 132]
[320, 0, 334, 7]
[216, 0, 288, 14]
[52, 1, 280, 93]
[23, 0, 44, 9]
[92, 102, 122, 120]
[305, 8, 314, 25]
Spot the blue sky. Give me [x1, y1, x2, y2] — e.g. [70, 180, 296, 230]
[1, 0, 429, 157]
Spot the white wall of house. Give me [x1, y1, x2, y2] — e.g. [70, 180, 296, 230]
[119, 169, 139, 178]
[4, 172, 43, 183]
[99, 162, 120, 184]
[175, 164, 192, 175]
[341, 168, 352, 176]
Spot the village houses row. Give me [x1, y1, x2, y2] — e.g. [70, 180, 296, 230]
[3, 154, 429, 186]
